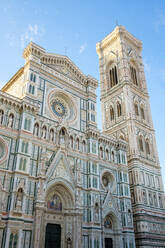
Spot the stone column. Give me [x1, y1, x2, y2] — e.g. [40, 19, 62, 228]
[4, 227, 10, 248]
[73, 213, 82, 248]
[33, 204, 45, 248]
[17, 229, 23, 248]
[33, 153, 47, 248]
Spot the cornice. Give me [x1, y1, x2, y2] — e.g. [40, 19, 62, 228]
[0, 91, 39, 114]
[96, 25, 142, 56]
[86, 126, 127, 149]
[1, 67, 24, 92]
[23, 42, 98, 89]
[100, 81, 148, 102]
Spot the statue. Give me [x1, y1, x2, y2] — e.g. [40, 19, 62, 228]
[0, 110, 4, 124]
[94, 203, 99, 222]
[50, 129, 54, 142]
[8, 114, 14, 128]
[59, 128, 65, 145]
[67, 237, 72, 248]
[66, 233, 72, 248]
[34, 123, 39, 136]
[15, 188, 23, 212]
[42, 126, 47, 139]
[39, 151, 49, 175]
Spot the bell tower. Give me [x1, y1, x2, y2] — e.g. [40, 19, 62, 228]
[97, 26, 165, 247]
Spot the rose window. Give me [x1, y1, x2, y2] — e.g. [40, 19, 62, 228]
[48, 90, 77, 122]
[51, 100, 67, 118]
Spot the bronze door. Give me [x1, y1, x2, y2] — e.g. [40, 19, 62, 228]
[105, 238, 113, 248]
[45, 223, 61, 248]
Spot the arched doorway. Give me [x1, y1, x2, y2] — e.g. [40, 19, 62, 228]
[103, 212, 122, 248]
[43, 183, 77, 248]
[104, 215, 113, 248]
[45, 223, 61, 248]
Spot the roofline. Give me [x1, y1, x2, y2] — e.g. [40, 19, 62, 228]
[1, 67, 24, 92]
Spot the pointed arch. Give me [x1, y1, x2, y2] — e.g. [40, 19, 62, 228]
[104, 215, 113, 228]
[139, 135, 144, 152]
[105, 60, 118, 89]
[82, 140, 86, 153]
[103, 210, 122, 230]
[59, 127, 67, 145]
[145, 139, 150, 154]
[0, 109, 4, 124]
[111, 150, 115, 162]
[46, 182, 75, 210]
[110, 106, 114, 121]
[76, 137, 80, 150]
[105, 148, 109, 160]
[42, 125, 47, 139]
[134, 102, 139, 116]
[50, 128, 55, 142]
[117, 102, 122, 117]
[129, 59, 139, 86]
[69, 135, 74, 149]
[100, 146, 103, 159]
[33, 122, 39, 136]
[140, 105, 145, 120]
[8, 113, 14, 128]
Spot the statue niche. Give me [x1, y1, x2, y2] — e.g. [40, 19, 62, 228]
[0, 110, 4, 125]
[15, 188, 23, 212]
[8, 113, 14, 128]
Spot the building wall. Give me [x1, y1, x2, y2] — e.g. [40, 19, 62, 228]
[0, 40, 135, 248]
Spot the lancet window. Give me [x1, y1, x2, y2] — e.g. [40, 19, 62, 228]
[117, 102, 122, 117]
[0, 110, 4, 124]
[110, 106, 114, 121]
[140, 106, 145, 120]
[109, 66, 118, 88]
[139, 136, 144, 152]
[130, 66, 138, 86]
[134, 103, 139, 116]
[145, 140, 150, 154]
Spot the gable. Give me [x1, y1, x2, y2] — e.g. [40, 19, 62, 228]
[41, 55, 86, 85]
[46, 150, 75, 187]
[48, 64, 81, 83]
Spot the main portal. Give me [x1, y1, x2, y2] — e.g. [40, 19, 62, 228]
[45, 223, 61, 248]
[105, 238, 113, 248]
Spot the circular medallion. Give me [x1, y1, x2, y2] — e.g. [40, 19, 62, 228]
[51, 100, 66, 118]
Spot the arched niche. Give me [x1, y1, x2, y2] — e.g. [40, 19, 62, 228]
[45, 183, 74, 211]
[101, 171, 116, 193]
[103, 211, 121, 231]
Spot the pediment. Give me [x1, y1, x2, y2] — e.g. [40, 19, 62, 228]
[102, 191, 119, 218]
[41, 55, 86, 85]
[46, 150, 75, 186]
[23, 41, 98, 88]
[48, 64, 80, 83]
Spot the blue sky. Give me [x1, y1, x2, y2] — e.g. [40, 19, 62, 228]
[0, 0, 165, 186]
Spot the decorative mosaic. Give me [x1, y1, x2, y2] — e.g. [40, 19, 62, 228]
[47, 193, 62, 211]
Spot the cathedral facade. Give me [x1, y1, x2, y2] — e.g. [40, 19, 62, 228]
[0, 26, 164, 248]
